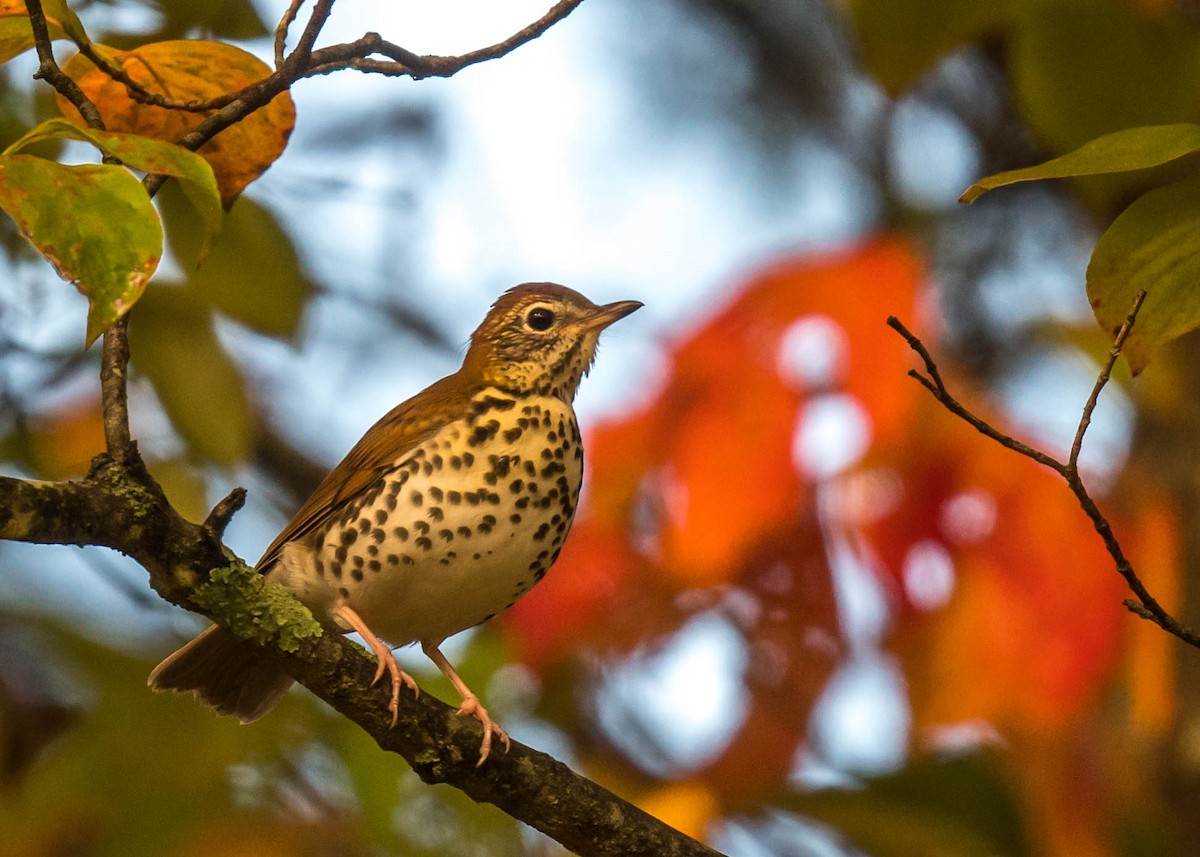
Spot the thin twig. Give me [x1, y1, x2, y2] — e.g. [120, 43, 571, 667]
[889, 296, 1200, 650]
[301, 1, 586, 81]
[419, 0, 586, 76]
[275, 0, 308, 69]
[1069, 290, 1147, 470]
[61, 0, 584, 117]
[886, 316, 1065, 472]
[25, 0, 105, 129]
[72, 42, 242, 113]
[286, 0, 337, 71]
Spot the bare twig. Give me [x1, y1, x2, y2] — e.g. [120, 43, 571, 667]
[889, 293, 1200, 650]
[62, 1, 585, 117]
[1069, 290, 1147, 470]
[286, 0, 337, 70]
[886, 316, 1063, 472]
[275, 0, 308, 69]
[25, 0, 104, 129]
[304, 1, 587, 81]
[421, 0, 586, 76]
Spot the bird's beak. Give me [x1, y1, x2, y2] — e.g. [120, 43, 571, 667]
[579, 299, 643, 331]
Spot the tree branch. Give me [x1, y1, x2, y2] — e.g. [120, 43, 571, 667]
[888, 293, 1200, 650]
[99, 316, 133, 462]
[0, 466, 724, 857]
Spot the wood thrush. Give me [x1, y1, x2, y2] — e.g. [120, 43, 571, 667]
[149, 283, 641, 763]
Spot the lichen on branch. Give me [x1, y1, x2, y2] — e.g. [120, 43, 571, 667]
[193, 563, 323, 652]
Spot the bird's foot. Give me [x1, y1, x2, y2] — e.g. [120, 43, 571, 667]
[370, 650, 420, 728]
[335, 603, 419, 727]
[456, 693, 511, 766]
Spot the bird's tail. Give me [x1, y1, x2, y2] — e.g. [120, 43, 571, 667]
[148, 625, 294, 723]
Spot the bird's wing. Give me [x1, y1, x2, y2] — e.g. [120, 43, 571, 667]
[256, 371, 473, 571]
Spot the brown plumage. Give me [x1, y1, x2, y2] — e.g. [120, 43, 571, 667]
[149, 283, 641, 763]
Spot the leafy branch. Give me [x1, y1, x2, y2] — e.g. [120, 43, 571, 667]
[888, 291, 1200, 650]
[2, 2, 724, 855]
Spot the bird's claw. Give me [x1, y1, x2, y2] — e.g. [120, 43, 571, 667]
[363, 645, 419, 728]
[456, 693, 511, 766]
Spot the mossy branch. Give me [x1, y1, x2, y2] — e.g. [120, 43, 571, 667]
[0, 456, 723, 857]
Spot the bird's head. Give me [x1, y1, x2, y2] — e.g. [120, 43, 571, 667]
[463, 283, 642, 400]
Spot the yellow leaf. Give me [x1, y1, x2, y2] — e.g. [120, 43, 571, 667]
[58, 41, 295, 207]
[637, 783, 718, 842]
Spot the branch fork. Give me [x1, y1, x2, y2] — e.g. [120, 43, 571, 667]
[888, 290, 1200, 649]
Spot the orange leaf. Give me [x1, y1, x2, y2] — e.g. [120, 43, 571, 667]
[636, 782, 719, 842]
[502, 523, 639, 670]
[58, 42, 295, 207]
[866, 396, 1128, 734]
[592, 237, 926, 588]
[1119, 475, 1179, 739]
[27, 396, 104, 479]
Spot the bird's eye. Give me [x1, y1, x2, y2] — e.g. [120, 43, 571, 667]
[525, 307, 556, 331]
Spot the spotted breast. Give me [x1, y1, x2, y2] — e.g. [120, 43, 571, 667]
[273, 388, 583, 647]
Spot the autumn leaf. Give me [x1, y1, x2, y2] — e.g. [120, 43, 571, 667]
[1086, 173, 1200, 373]
[5, 117, 222, 260]
[0, 155, 160, 343]
[862, 394, 1128, 732]
[58, 40, 295, 207]
[639, 239, 925, 585]
[25, 395, 104, 479]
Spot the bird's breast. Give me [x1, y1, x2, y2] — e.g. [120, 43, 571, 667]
[277, 391, 585, 646]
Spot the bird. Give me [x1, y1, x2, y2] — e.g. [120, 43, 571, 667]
[148, 283, 642, 764]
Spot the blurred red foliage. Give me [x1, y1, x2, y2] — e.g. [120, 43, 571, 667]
[501, 236, 1178, 854]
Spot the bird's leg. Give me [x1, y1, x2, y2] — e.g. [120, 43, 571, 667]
[335, 604, 419, 727]
[421, 640, 511, 766]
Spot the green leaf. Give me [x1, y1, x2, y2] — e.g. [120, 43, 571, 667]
[6, 117, 222, 261]
[153, 0, 267, 41]
[162, 188, 312, 337]
[41, 0, 88, 46]
[846, 0, 1017, 95]
[0, 155, 160, 344]
[1011, 0, 1200, 158]
[129, 286, 253, 465]
[1086, 172, 1200, 374]
[778, 751, 1027, 857]
[0, 1, 72, 65]
[962, 124, 1200, 203]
